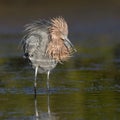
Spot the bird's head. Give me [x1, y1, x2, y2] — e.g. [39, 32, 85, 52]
[49, 17, 68, 40]
[46, 17, 76, 63]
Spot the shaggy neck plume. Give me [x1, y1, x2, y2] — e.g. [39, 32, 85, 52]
[46, 17, 72, 63]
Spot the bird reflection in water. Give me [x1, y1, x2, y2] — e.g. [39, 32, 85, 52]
[34, 92, 59, 120]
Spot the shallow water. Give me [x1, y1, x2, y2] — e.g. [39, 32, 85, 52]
[0, 1, 120, 120]
[1, 37, 120, 120]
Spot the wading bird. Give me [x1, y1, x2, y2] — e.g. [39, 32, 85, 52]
[22, 17, 76, 92]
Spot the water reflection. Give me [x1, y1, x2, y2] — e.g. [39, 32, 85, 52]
[1, 54, 120, 119]
[34, 92, 58, 120]
[34, 93, 39, 119]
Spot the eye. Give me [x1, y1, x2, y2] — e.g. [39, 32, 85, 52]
[61, 37, 65, 41]
[61, 38, 64, 41]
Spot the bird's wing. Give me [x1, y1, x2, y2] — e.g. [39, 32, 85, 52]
[22, 20, 50, 58]
[23, 34, 41, 58]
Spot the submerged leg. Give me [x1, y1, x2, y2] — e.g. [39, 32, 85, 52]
[34, 66, 38, 95]
[47, 71, 50, 90]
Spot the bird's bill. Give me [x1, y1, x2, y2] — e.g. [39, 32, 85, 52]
[65, 38, 77, 52]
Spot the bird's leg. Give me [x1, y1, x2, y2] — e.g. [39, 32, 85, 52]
[34, 66, 38, 95]
[47, 71, 50, 90]
[47, 71, 51, 117]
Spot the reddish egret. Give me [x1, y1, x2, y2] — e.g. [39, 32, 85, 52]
[22, 17, 76, 91]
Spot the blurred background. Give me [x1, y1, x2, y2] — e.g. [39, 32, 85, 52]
[0, 0, 120, 120]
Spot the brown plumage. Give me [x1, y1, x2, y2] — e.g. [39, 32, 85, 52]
[46, 17, 73, 63]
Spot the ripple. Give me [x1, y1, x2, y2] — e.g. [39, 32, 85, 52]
[0, 86, 80, 95]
